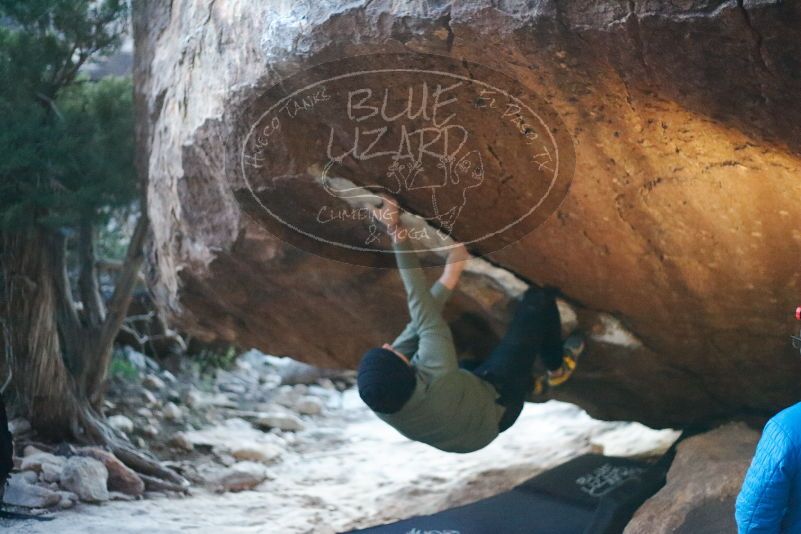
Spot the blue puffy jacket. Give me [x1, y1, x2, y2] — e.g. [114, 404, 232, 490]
[736, 402, 801, 533]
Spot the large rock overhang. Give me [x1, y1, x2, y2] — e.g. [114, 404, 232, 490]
[133, 0, 801, 428]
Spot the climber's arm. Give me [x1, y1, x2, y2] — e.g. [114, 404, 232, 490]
[393, 236, 458, 378]
[371, 196, 459, 378]
[438, 243, 470, 290]
[391, 281, 452, 357]
[391, 245, 470, 354]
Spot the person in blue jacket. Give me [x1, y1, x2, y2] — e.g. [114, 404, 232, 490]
[735, 401, 801, 533]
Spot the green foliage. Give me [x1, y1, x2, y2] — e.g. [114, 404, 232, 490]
[193, 346, 239, 375]
[109, 349, 140, 382]
[97, 211, 137, 261]
[0, 0, 133, 230]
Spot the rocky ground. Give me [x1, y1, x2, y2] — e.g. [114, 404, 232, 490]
[3, 348, 679, 533]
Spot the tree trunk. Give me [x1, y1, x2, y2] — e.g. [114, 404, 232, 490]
[0, 227, 84, 440]
[0, 225, 187, 489]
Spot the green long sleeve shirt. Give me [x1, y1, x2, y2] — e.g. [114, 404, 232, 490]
[375, 238, 506, 453]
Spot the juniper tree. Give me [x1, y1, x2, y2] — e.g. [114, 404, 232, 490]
[0, 0, 184, 489]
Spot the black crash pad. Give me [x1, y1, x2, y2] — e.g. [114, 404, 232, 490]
[345, 453, 672, 534]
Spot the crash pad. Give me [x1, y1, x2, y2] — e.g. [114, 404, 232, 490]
[345, 453, 672, 534]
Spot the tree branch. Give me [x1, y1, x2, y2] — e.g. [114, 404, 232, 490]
[78, 218, 106, 327]
[86, 213, 149, 400]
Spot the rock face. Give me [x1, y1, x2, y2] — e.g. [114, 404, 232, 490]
[60, 456, 110, 503]
[134, 1, 801, 427]
[625, 423, 759, 534]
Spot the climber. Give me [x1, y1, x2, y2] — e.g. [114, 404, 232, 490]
[356, 196, 584, 453]
[735, 401, 801, 533]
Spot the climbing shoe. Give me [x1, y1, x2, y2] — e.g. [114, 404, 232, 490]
[547, 333, 585, 387]
[532, 374, 549, 397]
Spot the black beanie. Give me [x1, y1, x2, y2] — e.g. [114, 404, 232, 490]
[357, 348, 416, 414]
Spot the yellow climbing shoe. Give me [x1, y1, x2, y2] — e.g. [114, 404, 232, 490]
[547, 333, 585, 387]
[532, 375, 548, 396]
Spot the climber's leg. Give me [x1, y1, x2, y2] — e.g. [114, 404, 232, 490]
[537, 292, 564, 373]
[471, 287, 561, 431]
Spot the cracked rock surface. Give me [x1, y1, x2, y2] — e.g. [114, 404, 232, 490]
[134, 0, 801, 427]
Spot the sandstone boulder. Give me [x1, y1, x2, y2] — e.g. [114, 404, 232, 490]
[20, 451, 65, 475]
[625, 423, 759, 534]
[134, 0, 801, 427]
[2, 476, 61, 508]
[212, 461, 270, 492]
[79, 447, 145, 497]
[60, 456, 110, 503]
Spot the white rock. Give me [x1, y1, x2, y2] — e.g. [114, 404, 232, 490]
[57, 490, 78, 509]
[189, 392, 237, 408]
[136, 407, 154, 418]
[162, 402, 183, 421]
[183, 418, 259, 450]
[60, 456, 109, 503]
[142, 388, 158, 405]
[240, 348, 271, 368]
[118, 346, 146, 371]
[21, 452, 65, 474]
[293, 396, 324, 416]
[3, 478, 61, 508]
[12, 471, 39, 485]
[270, 386, 300, 408]
[141, 423, 160, 438]
[231, 442, 283, 464]
[23, 445, 45, 456]
[184, 389, 203, 408]
[161, 370, 177, 384]
[40, 461, 63, 483]
[261, 372, 282, 388]
[213, 461, 270, 492]
[256, 413, 305, 432]
[8, 417, 32, 436]
[308, 384, 336, 399]
[317, 378, 336, 390]
[591, 424, 681, 458]
[143, 374, 166, 391]
[590, 313, 643, 348]
[108, 414, 135, 434]
[169, 432, 194, 452]
[235, 359, 253, 372]
[556, 298, 579, 338]
[219, 382, 247, 395]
